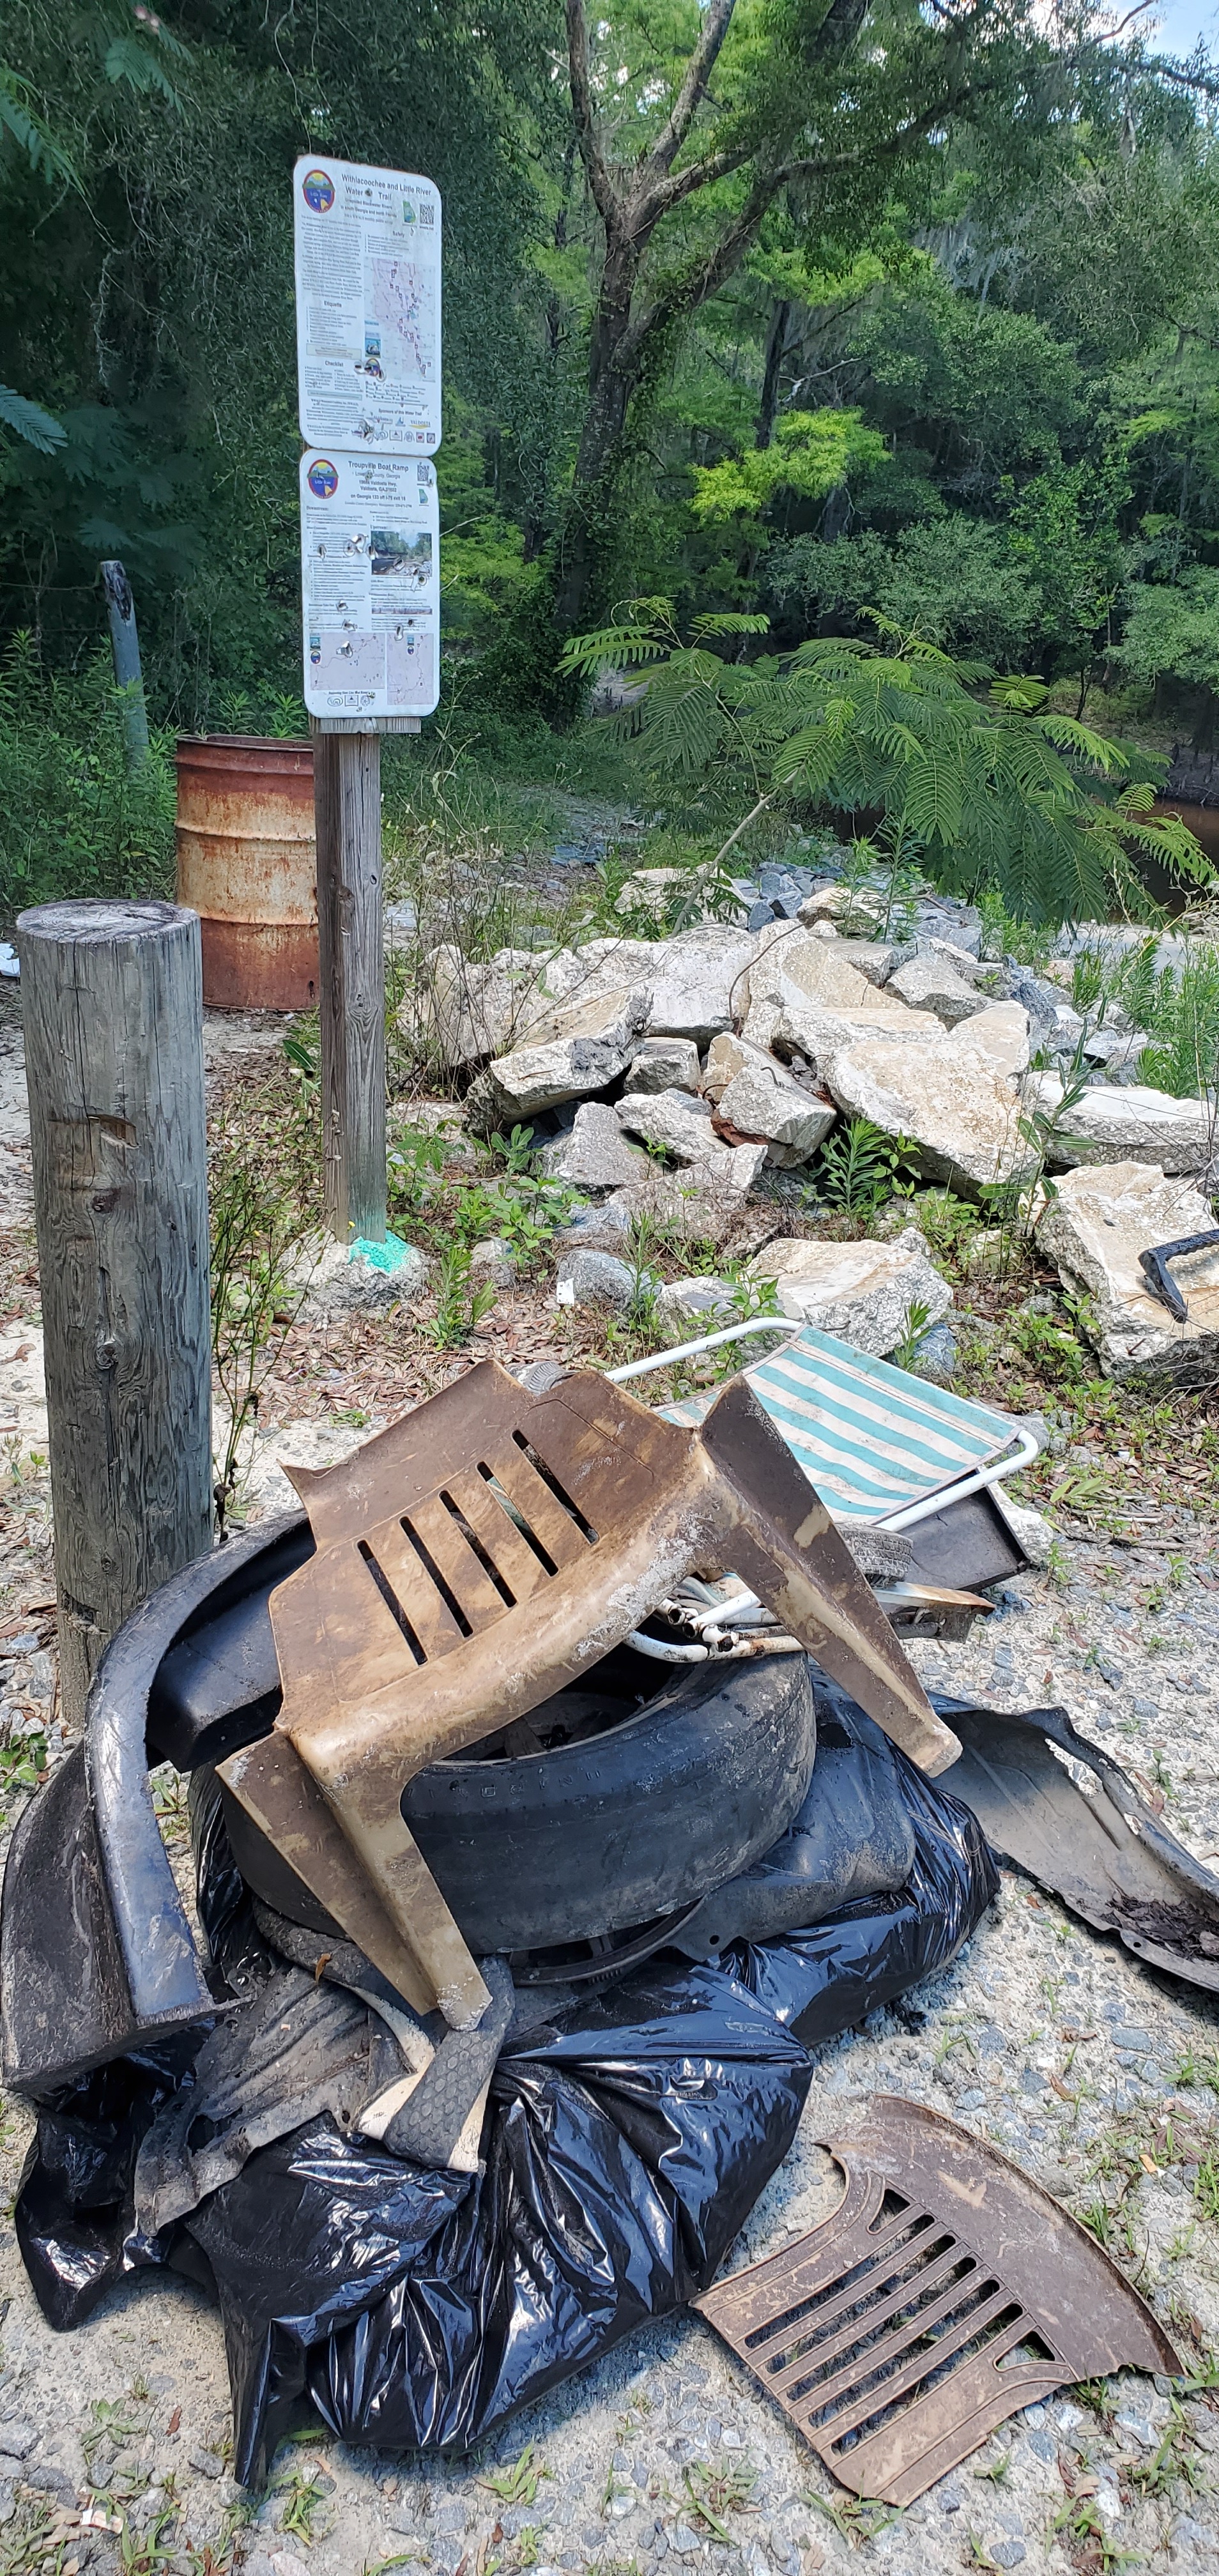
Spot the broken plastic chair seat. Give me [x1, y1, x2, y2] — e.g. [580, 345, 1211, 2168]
[694, 2096, 1179, 2506]
[940, 1697, 1219, 1991]
[217, 1361, 959, 2028]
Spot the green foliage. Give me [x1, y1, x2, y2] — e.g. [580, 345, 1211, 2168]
[209, 1059, 325, 1529]
[1117, 568, 1219, 691]
[427, 1243, 498, 1351]
[690, 410, 887, 530]
[805, 1119, 914, 1217]
[0, 631, 174, 918]
[1138, 947, 1219, 1098]
[564, 609, 1211, 925]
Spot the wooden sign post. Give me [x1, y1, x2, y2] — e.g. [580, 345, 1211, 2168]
[312, 714, 418, 1244]
[294, 158, 441, 1246]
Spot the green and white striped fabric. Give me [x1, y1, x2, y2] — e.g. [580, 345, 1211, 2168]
[658, 1323, 1016, 1524]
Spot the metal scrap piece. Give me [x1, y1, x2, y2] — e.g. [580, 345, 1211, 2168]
[694, 2097, 1179, 2506]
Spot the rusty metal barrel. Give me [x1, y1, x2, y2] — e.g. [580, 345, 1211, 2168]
[174, 733, 319, 1011]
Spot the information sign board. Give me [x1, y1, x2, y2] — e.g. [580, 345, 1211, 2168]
[300, 449, 440, 719]
[294, 156, 441, 453]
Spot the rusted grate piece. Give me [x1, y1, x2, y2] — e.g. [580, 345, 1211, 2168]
[694, 2098, 1180, 2506]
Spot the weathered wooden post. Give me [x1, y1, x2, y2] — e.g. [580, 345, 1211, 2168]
[18, 901, 213, 1724]
[98, 558, 150, 772]
[313, 724, 387, 1245]
[312, 714, 419, 1245]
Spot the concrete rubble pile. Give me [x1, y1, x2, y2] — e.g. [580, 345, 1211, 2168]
[404, 866, 1219, 1385]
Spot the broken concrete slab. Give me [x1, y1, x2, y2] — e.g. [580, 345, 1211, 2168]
[747, 1225, 953, 1354]
[828, 1032, 1031, 1193]
[290, 1234, 429, 1322]
[486, 985, 651, 1118]
[656, 1275, 740, 1326]
[616, 1084, 719, 1162]
[742, 931, 936, 1076]
[1037, 1158, 1219, 1384]
[888, 954, 990, 1027]
[406, 943, 549, 1070]
[530, 927, 756, 1048]
[624, 1034, 702, 1094]
[554, 1248, 645, 1312]
[702, 1032, 837, 1166]
[538, 1102, 649, 1189]
[1030, 1074, 1213, 1174]
[945, 1000, 1030, 1081]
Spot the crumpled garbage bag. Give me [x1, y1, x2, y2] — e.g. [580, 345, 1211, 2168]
[15, 1680, 997, 2485]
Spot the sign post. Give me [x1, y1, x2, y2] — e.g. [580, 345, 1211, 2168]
[293, 157, 441, 1243]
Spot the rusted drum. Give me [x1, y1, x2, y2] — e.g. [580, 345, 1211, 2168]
[174, 734, 318, 1011]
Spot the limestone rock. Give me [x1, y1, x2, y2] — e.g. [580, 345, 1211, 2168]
[945, 1000, 1030, 1081]
[468, 1236, 516, 1289]
[1037, 1159, 1219, 1384]
[834, 939, 899, 987]
[888, 954, 990, 1027]
[639, 925, 757, 1043]
[486, 985, 650, 1117]
[703, 1032, 837, 1166]
[624, 1034, 702, 1094]
[747, 1225, 953, 1354]
[655, 1275, 740, 1326]
[292, 1234, 429, 1321]
[531, 926, 755, 1046]
[600, 1165, 754, 1246]
[741, 928, 935, 1077]
[617, 1084, 718, 1162]
[404, 943, 549, 1069]
[554, 1248, 642, 1313]
[1030, 1074, 1213, 1175]
[797, 884, 887, 933]
[828, 1032, 1031, 1193]
[613, 866, 699, 922]
[538, 1103, 648, 1189]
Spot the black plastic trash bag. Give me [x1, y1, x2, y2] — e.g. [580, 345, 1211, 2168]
[15, 1689, 997, 2485]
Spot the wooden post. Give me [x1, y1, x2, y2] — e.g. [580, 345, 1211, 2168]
[18, 901, 213, 1724]
[98, 559, 150, 772]
[313, 728, 388, 1243]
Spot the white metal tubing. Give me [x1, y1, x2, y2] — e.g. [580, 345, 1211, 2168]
[604, 1317, 799, 1384]
[874, 1425, 1041, 1531]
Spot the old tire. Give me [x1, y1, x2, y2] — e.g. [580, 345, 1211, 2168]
[218, 1648, 817, 1952]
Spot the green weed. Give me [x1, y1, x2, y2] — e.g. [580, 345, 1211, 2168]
[680, 2456, 758, 2540]
[428, 1242, 498, 1349]
[480, 2445, 554, 2508]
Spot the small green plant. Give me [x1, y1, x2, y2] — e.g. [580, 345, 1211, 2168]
[209, 1059, 324, 1529]
[680, 2456, 758, 2540]
[273, 2462, 330, 2546]
[806, 2490, 901, 2546]
[428, 1241, 497, 1349]
[480, 2444, 553, 2508]
[1139, 944, 1219, 1097]
[805, 1117, 914, 1216]
[1193, 2150, 1219, 2222]
[891, 1296, 932, 1372]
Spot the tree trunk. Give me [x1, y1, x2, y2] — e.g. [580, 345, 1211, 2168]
[755, 300, 792, 450]
[555, 236, 641, 629]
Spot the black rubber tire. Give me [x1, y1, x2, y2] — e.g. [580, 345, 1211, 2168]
[219, 1648, 817, 1952]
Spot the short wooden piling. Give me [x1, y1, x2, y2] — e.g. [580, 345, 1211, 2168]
[18, 900, 213, 1723]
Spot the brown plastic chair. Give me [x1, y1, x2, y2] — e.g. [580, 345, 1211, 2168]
[219, 1363, 959, 2025]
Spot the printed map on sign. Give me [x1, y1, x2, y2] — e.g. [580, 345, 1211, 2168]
[311, 633, 385, 693]
[369, 260, 436, 385]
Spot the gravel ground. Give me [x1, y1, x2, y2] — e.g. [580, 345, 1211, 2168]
[1, 1521, 1218, 2576]
[0, 1005, 1218, 2575]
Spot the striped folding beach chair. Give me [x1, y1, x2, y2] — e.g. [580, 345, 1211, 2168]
[608, 1319, 1037, 1533]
